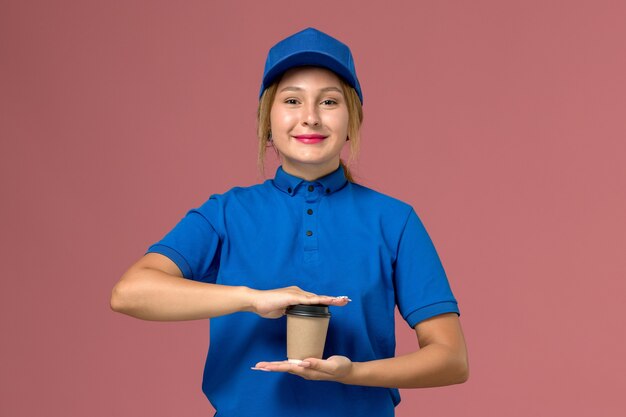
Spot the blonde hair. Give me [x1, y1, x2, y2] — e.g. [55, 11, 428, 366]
[256, 75, 363, 183]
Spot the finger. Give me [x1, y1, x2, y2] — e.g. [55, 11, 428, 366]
[301, 357, 333, 373]
[297, 295, 352, 306]
[254, 360, 304, 370]
[255, 360, 315, 372]
[253, 360, 288, 368]
[329, 296, 352, 305]
[286, 286, 317, 297]
[252, 360, 333, 380]
[305, 357, 348, 378]
[259, 362, 298, 373]
[287, 362, 334, 380]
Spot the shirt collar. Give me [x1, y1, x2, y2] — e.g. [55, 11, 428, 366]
[272, 164, 348, 196]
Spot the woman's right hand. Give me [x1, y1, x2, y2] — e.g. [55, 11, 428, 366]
[248, 286, 351, 319]
[112, 254, 351, 321]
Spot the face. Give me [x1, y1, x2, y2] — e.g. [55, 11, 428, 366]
[270, 66, 350, 180]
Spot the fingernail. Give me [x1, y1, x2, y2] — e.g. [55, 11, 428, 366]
[251, 367, 271, 372]
[299, 361, 311, 367]
[334, 296, 352, 301]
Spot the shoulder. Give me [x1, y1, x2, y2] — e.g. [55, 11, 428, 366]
[220, 181, 273, 203]
[349, 182, 414, 218]
[186, 181, 272, 233]
[194, 180, 273, 211]
[344, 182, 418, 241]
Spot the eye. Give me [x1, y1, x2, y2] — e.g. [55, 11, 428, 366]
[322, 99, 338, 105]
[284, 98, 299, 105]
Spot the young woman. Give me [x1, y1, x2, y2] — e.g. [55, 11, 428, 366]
[111, 27, 468, 417]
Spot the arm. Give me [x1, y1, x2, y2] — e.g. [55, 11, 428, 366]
[253, 313, 469, 388]
[110, 253, 349, 321]
[341, 313, 469, 387]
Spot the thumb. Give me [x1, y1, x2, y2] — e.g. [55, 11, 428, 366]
[301, 357, 327, 371]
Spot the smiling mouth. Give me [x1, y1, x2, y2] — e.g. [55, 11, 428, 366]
[294, 133, 327, 144]
[294, 136, 326, 144]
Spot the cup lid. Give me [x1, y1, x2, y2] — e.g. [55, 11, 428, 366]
[285, 304, 331, 318]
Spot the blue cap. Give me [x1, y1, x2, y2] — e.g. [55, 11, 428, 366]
[259, 27, 363, 103]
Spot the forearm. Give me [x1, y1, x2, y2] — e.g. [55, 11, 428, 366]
[110, 267, 253, 321]
[341, 343, 469, 388]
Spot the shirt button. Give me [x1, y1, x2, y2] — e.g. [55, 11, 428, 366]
[306, 230, 313, 236]
[325, 188, 330, 194]
[307, 209, 313, 215]
[288, 187, 292, 193]
[308, 185, 314, 192]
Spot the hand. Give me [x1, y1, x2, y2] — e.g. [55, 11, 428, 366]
[249, 286, 351, 319]
[251, 355, 353, 382]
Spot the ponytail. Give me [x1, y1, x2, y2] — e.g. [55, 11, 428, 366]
[339, 159, 354, 183]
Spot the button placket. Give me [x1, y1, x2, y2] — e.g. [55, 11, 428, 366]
[303, 182, 320, 252]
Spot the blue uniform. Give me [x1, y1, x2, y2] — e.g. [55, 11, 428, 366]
[146, 164, 459, 416]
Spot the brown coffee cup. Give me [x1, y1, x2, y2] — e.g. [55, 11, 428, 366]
[285, 304, 331, 362]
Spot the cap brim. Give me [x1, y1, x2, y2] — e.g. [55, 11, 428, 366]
[261, 51, 362, 102]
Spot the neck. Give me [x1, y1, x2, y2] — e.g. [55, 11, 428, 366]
[281, 160, 341, 181]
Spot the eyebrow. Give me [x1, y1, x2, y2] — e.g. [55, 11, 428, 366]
[278, 86, 344, 95]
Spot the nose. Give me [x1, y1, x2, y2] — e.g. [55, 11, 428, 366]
[301, 102, 320, 127]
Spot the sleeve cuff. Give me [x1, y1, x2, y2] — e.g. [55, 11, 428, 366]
[145, 244, 193, 279]
[404, 301, 460, 328]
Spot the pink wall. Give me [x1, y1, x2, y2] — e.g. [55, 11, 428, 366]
[2, 1, 625, 415]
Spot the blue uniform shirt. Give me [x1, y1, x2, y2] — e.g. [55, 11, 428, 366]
[146, 164, 459, 417]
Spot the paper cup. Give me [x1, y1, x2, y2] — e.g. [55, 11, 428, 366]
[285, 304, 331, 361]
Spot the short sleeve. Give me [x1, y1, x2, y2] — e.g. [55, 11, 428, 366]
[145, 196, 222, 283]
[393, 208, 459, 328]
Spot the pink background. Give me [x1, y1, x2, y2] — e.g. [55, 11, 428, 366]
[2, 1, 625, 415]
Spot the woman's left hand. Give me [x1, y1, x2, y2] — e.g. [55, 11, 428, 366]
[252, 355, 353, 382]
